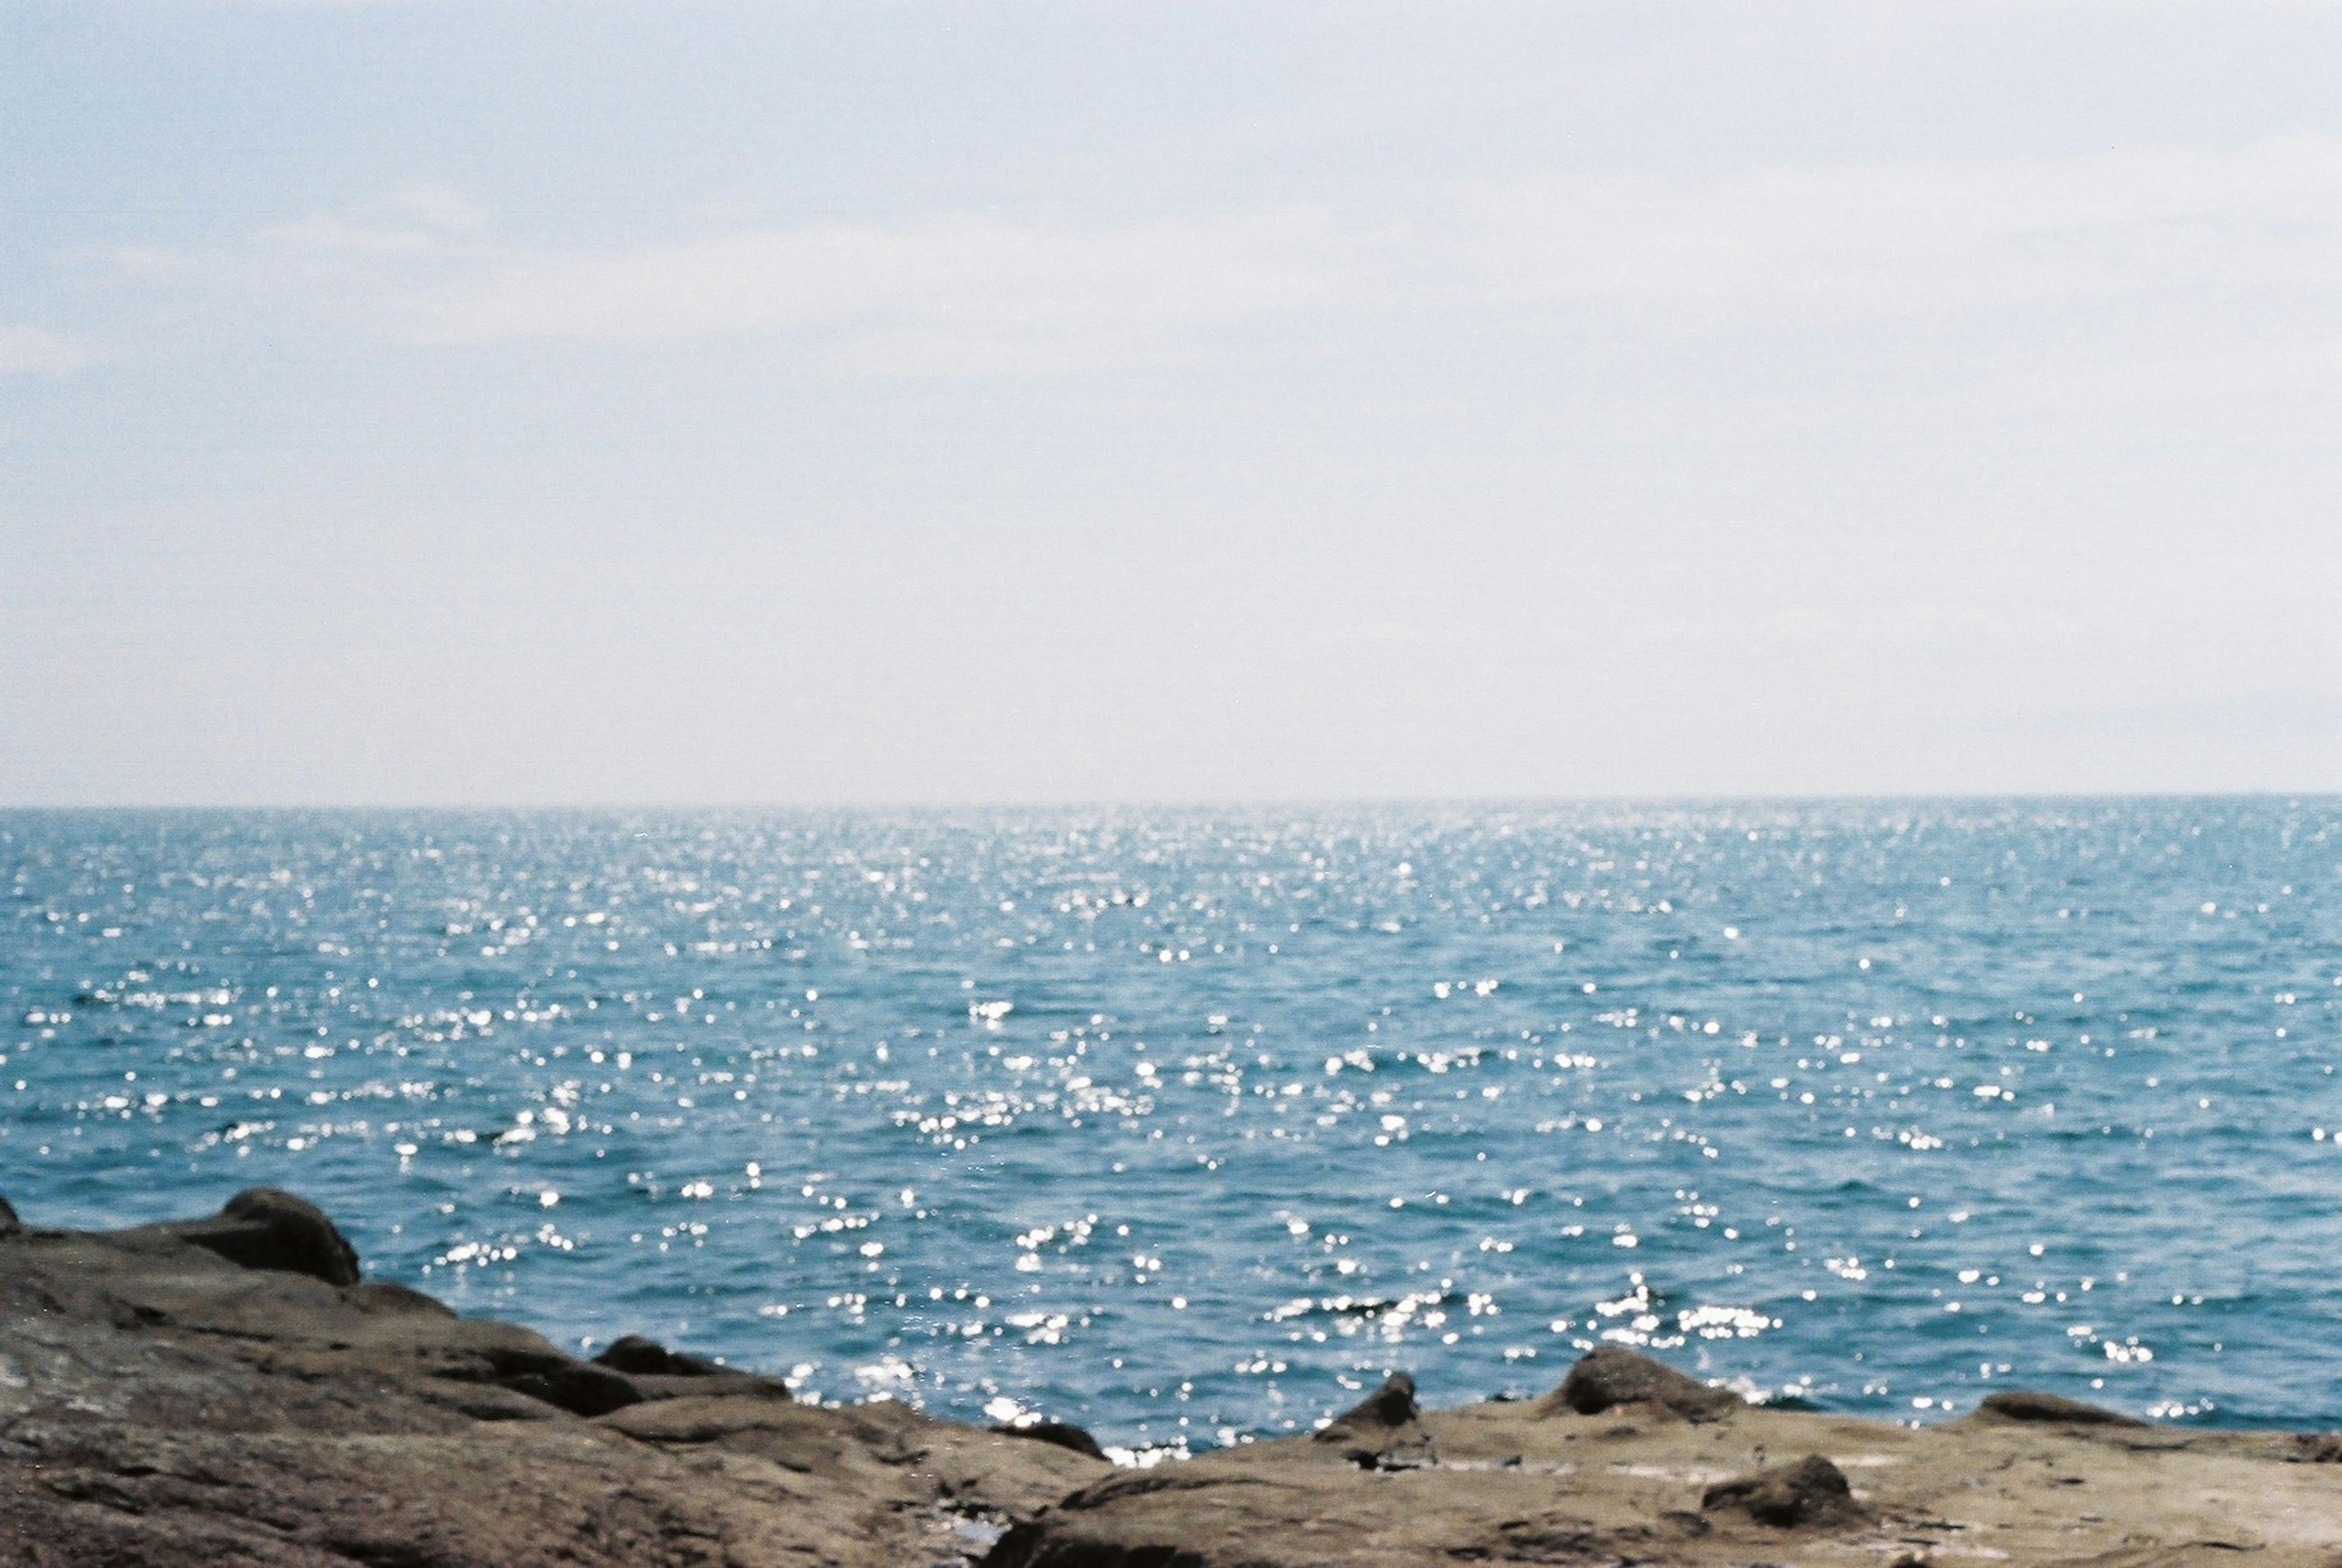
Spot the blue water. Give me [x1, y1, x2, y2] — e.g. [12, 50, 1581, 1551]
[4, 803, 2338, 1447]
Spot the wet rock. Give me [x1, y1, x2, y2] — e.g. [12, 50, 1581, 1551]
[995, 1419, 1109, 1461]
[1536, 1346, 1741, 1422]
[1976, 1389, 2149, 1428]
[1702, 1453, 1866, 1528]
[1312, 1370, 1434, 1467]
[157, 1187, 361, 1287]
[0, 1194, 18, 1236]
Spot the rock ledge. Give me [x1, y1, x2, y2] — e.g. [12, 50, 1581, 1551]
[5, 1189, 2338, 1567]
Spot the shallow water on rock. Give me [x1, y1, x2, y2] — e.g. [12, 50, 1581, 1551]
[4, 801, 2337, 1447]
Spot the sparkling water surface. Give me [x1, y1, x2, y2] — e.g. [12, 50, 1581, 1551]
[5, 802, 2338, 1450]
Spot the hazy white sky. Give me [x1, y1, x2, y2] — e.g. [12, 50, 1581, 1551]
[3, 1, 2337, 804]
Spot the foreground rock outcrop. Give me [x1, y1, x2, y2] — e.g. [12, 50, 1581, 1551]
[7, 1188, 2342, 1566]
[0, 1189, 1105, 1566]
[986, 1380, 2342, 1568]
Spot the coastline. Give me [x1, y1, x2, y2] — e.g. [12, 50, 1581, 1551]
[3, 1187, 2337, 1566]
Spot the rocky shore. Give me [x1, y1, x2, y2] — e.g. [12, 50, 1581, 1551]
[4, 1189, 2339, 1566]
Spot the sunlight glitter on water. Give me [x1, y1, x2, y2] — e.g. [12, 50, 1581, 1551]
[3, 801, 2337, 1441]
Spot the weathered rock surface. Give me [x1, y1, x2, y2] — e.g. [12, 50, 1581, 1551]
[1700, 1451, 1864, 1527]
[9, 1192, 2342, 1567]
[988, 1348, 2342, 1567]
[0, 1188, 1105, 1566]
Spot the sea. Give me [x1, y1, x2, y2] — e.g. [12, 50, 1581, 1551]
[4, 801, 2337, 1452]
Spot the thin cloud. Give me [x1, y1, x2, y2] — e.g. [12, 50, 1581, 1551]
[0, 326, 90, 376]
[410, 207, 1367, 374]
[56, 135, 2342, 384]
[262, 185, 489, 259]
[392, 137, 2337, 372]
[1445, 137, 2342, 318]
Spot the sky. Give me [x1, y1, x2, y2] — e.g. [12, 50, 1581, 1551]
[2, 1, 2337, 806]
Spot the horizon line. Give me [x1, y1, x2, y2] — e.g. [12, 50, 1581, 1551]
[4, 789, 2337, 815]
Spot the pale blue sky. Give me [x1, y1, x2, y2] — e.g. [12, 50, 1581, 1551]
[4, 1, 2337, 804]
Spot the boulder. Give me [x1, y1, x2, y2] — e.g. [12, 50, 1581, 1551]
[591, 1335, 795, 1402]
[592, 1333, 723, 1376]
[500, 1359, 645, 1418]
[1536, 1346, 1741, 1422]
[1702, 1453, 1865, 1528]
[1976, 1389, 2147, 1428]
[160, 1187, 361, 1287]
[0, 1194, 18, 1236]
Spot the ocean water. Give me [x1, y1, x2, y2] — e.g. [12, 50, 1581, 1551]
[4, 802, 2338, 1448]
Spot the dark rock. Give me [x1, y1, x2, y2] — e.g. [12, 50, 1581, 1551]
[995, 1420, 1110, 1461]
[159, 1187, 361, 1287]
[592, 1333, 722, 1376]
[1536, 1346, 1741, 1422]
[1702, 1453, 1866, 1528]
[1976, 1390, 2148, 1428]
[431, 1341, 652, 1417]
[500, 1359, 644, 1418]
[590, 1334, 793, 1402]
[984, 1517, 1211, 1568]
[0, 1194, 19, 1236]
